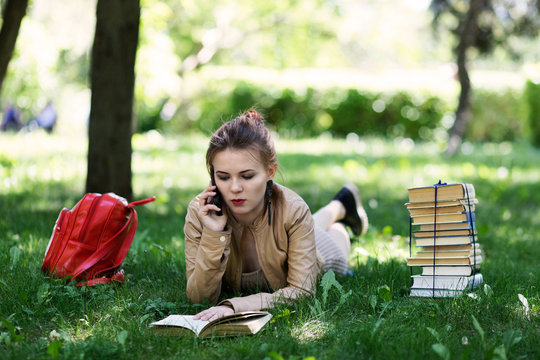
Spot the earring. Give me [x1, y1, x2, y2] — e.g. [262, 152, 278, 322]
[266, 180, 273, 225]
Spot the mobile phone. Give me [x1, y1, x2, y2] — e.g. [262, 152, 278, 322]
[210, 174, 223, 216]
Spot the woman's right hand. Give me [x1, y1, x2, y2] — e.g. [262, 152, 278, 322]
[197, 184, 228, 232]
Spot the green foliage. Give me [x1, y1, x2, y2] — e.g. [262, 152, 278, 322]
[470, 315, 524, 360]
[166, 81, 448, 140]
[0, 316, 26, 346]
[308, 270, 352, 317]
[1, 55, 43, 121]
[429, 0, 540, 59]
[525, 79, 540, 147]
[2, 132, 540, 359]
[468, 89, 529, 142]
[135, 98, 167, 133]
[325, 89, 444, 139]
[142, 80, 531, 144]
[138, 0, 347, 69]
[427, 315, 525, 360]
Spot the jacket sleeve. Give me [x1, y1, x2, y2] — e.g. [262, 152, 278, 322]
[184, 197, 232, 304]
[221, 199, 319, 312]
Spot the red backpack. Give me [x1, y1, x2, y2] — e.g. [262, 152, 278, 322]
[42, 193, 155, 286]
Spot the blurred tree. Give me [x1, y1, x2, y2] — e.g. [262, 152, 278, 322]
[86, 0, 140, 201]
[0, 0, 29, 100]
[430, 0, 540, 155]
[135, 0, 344, 131]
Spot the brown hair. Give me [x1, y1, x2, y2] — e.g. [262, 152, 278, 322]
[206, 109, 277, 174]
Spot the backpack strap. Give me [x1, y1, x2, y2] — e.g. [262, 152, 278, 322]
[93, 207, 139, 278]
[129, 196, 156, 207]
[101, 197, 155, 276]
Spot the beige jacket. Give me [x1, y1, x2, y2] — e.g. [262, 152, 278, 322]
[184, 183, 324, 312]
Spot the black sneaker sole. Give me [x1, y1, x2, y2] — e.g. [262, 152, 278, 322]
[342, 183, 369, 236]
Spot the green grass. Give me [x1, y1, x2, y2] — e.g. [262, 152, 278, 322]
[1, 131, 540, 359]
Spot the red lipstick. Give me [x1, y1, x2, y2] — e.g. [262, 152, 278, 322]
[231, 199, 245, 206]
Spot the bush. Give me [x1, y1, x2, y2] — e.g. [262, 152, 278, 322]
[158, 81, 446, 140]
[139, 80, 529, 143]
[525, 80, 540, 147]
[467, 89, 528, 142]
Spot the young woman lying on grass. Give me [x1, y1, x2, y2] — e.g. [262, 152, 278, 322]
[184, 109, 368, 321]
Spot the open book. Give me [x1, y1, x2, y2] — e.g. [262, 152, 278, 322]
[150, 311, 272, 338]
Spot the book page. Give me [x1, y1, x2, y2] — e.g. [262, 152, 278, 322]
[199, 312, 272, 337]
[151, 315, 208, 336]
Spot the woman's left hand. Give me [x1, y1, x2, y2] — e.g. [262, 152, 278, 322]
[193, 305, 234, 322]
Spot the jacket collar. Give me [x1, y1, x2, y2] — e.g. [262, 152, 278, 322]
[226, 199, 270, 232]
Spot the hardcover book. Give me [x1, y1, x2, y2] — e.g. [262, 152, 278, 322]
[419, 221, 475, 231]
[414, 235, 478, 247]
[413, 229, 477, 238]
[421, 264, 479, 276]
[410, 288, 479, 298]
[405, 198, 478, 209]
[407, 183, 476, 203]
[415, 247, 482, 259]
[407, 254, 482, 266]
[411, 273, 483, 291]
[407, 204, 476, 216]
[422, 243, 480, 252]
[411, 212, 474, 225]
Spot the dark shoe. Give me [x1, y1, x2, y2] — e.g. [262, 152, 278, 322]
[333, 183, 368, 236]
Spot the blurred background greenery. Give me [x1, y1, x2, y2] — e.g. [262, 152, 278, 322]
[1, 0, 539, 144]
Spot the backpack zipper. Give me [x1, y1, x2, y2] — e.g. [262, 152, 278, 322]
[43, 208, 69, 264]
[56, 209, 67, 231]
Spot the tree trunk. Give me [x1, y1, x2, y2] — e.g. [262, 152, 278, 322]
[86, 0, 140, 201]
[445, 0, 485, 156]
[0, 0, 29, 99]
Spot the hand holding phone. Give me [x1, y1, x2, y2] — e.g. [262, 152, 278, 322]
[210, 176, 223, 216]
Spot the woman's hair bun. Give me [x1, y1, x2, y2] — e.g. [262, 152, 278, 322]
[243, 109, 262, 123]
[206, 107, 276, 173]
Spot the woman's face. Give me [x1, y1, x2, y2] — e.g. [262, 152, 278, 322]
[212, 148, 276, 224]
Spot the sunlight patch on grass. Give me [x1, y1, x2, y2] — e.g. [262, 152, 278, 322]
[369, 238, 409, 262]
[350, 235, 409, 267]
[291, 319, 331, 344]
[132, 132, 208, 197]
[15, 233, 46, 259]
[64, 324, 93, 342]
[0, 133, 85, 195]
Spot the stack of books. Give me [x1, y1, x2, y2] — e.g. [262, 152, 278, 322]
[406, 182, 483, 297]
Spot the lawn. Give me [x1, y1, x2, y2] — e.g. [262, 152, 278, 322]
[1, 131, 539, 359]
